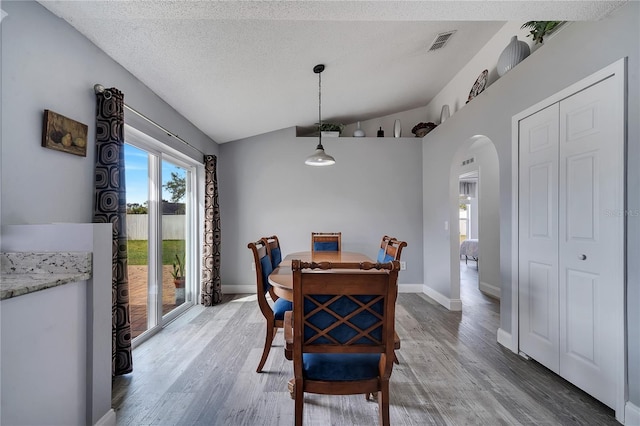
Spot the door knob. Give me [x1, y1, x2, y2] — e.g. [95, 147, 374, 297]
[578, 254, 587, 260]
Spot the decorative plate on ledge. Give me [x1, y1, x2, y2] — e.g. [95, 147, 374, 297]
[466, 69, 488, 104]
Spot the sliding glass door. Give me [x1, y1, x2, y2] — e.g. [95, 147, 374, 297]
[160, 159, 190, 315]
[124, 128, 197, 341]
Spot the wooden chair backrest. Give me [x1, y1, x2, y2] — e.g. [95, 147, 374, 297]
[247, 239, 274, 318]
[377, 235, 395, 262]
[384, 239, 407, 262]
[311, 232, 342, 252]
[291, 260, 399, 375]
[261, 235, 282, 268]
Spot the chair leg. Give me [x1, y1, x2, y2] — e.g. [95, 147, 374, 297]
[294, 379, 304, 426]
[377, 381, 390, 426]
[393, 352, 399, 364]
[256, 322, 275, 373]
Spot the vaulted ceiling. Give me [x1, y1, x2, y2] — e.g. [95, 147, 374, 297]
[39, 1, 626, 143]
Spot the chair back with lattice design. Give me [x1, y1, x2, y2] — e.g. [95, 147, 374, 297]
[291, 260, 398, 374]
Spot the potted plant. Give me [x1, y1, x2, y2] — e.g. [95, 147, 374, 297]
[521, 21, 565, 44]
[316, 122, 344, 137]
[171, 254, 185, 288]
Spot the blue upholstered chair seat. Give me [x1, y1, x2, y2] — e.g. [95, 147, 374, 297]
[313, 241, 339, 251]
[302, 353, 381, 381]
[273, 297, 293, 321]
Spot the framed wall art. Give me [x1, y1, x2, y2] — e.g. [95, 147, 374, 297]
[41, 109, 88, 157]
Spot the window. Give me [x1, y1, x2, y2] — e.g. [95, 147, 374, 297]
[124, 125, 200, 343]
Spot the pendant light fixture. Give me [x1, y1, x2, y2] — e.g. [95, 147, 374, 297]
[305, 64, 336, 166]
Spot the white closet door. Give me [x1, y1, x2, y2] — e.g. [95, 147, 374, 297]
[558, 75, 623, 408]
[518, 104, 560, 373]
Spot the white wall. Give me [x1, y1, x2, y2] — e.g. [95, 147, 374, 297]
[1, 223, 113, 426]
[343, 21, 538, 140]
[416, 3, 639, 410]
[469, 197, 478, 239]
[0, 1, 218, 226]
[475, 142, 500, 297]
[455, 138, 500, 299]
[218, 128, 423, 291]
[1, 280, 88, 425]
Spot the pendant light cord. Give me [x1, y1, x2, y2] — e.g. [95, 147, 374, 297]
[317, 68, 323, 148]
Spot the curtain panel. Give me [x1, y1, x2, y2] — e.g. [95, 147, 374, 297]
[201, 154, 222, 305]
[93, 87, 133, 376]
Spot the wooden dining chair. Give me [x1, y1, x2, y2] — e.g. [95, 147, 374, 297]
[383, 238, 407, 263]
[247, 239, 293, 373]
[311, 232, 341, 252]
[262, 235, 283, 301]
[376, 235, 395, 262]
[262, 235, 282, 269]
[286, 259, 399, 426]
[379, 238, 407, 365]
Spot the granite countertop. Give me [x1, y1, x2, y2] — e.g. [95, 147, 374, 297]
[0, 252, 92, 300]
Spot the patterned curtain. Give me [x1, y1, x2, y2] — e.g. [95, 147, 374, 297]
[93, 87, 133, 376]
[201, 154, 222, 305]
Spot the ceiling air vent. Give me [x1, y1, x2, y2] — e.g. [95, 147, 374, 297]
[428, 30, 456, 52]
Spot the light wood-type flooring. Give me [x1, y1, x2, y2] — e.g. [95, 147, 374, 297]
[113, 261, 617, 425]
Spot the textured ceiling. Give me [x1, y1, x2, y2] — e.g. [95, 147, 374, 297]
[39, 1, 626, 143]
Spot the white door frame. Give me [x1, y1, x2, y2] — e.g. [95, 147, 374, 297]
[509, 58, 627, 421]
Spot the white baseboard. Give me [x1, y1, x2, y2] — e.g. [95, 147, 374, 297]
[479, 281, 501, 299]
[497, 328, 516, 352]
[422, 285, 462, 311]
[398, 284, 423, 293]
[625, 400, 640, 426]
[224, 285, 254, 294]
[94, 409, 116, 426]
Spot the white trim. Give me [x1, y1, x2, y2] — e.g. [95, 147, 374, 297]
[625, 401, 640, 426]
[94, 409, 116, 426]
[422, 285, 462, 311]
[125, 125, 202, 167]
[398, 283, 423, 293]
[497, 328, 514, 351]
[511, 57, 627, 420]
[224, 285, 255, 294]
[479, 281, 500, 299]
[124, 124, 202, 336]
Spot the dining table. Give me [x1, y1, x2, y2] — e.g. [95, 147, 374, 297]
[267, 251, 373, 301]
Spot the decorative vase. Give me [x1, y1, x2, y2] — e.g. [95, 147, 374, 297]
[497, 35, 530, 77]
[393, 119, 401, 138]
[377, 127, 384, 137]
[440, 105, 450, 124]
[353, 121, 365, 137]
